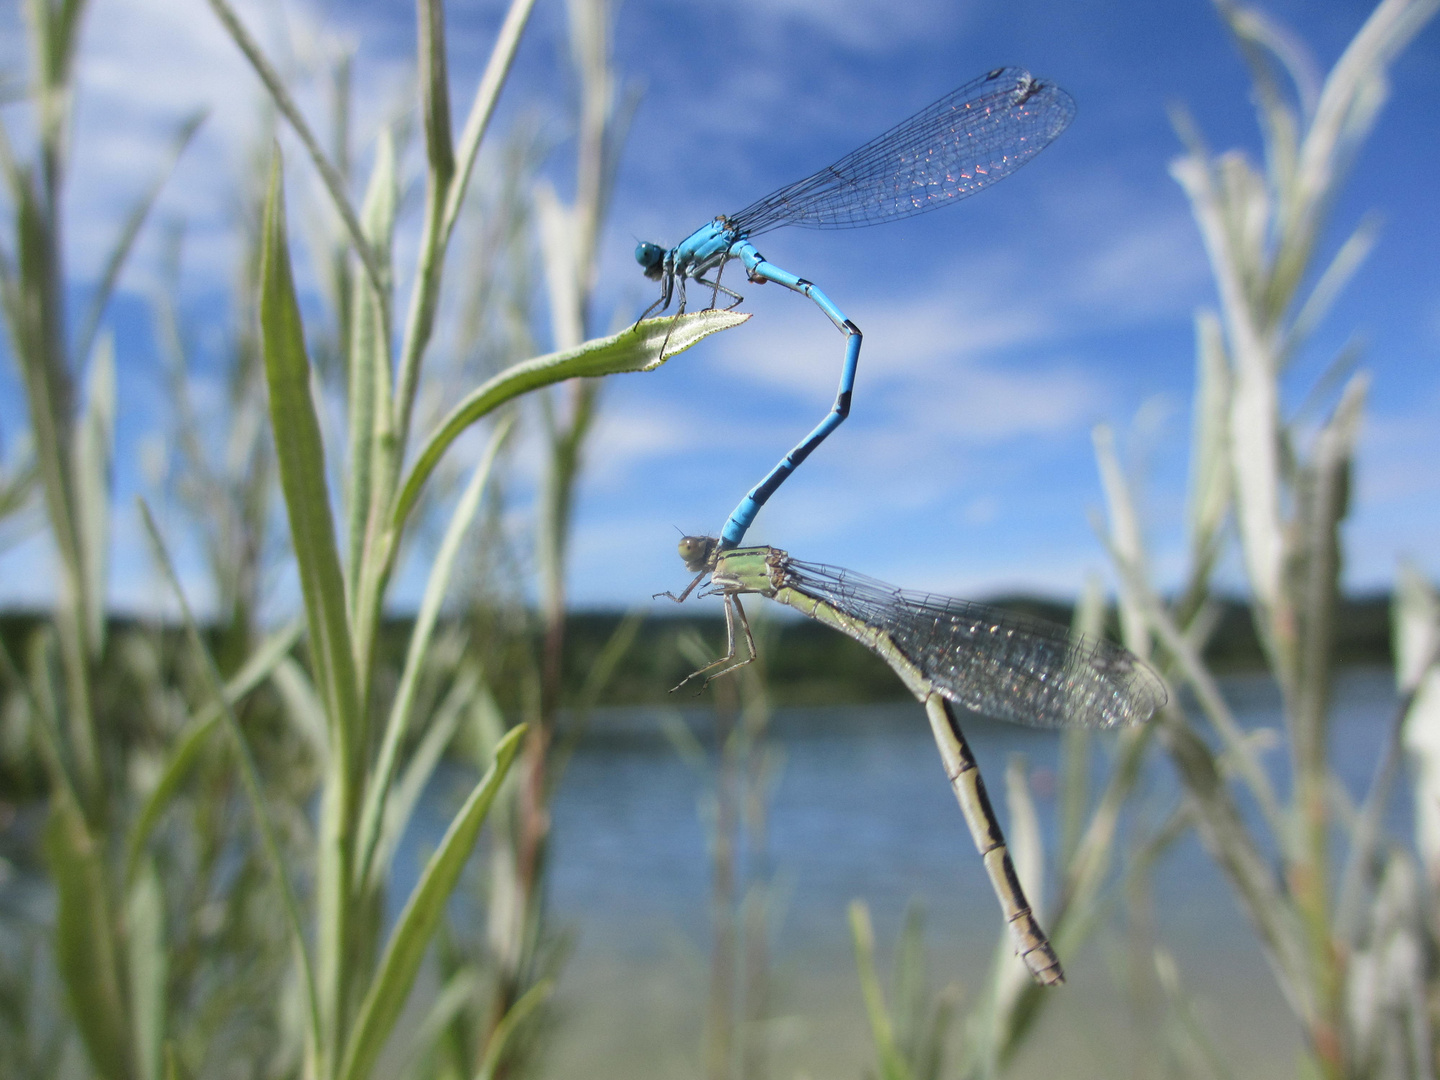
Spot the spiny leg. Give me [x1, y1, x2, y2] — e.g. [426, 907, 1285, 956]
[654, 571, 706, 605]
[637, 260, 676, 325]
[699, 593, 759, 688]
[694, 274, 745, 310]
[696, 254, 745, 311]
[669, 593, 755, 693]
[638, 290, 669, 322]
[653, 270, 694, 362]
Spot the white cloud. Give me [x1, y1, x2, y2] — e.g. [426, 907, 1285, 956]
[729, 0, 972, 54]
[54, 0, 417, 296]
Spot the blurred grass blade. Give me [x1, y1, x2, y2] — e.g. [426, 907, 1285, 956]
[993, 757, 1045, 1020]
[403, 966, 481, 1068]
[1394, 561, 1440, 695]
[259, 149, 362, 750]
[1058, 575, 1104, 870]
[45, 791, 133, 1080]
[7, 157, 86, 630]
[1297, 0, 1439, 219]
[1159, 714, 1313, 1018]
[206, 0, 385, 301]
[272, 655, 330, 763]
[338, 723, 526, 1080]
[1169, 150, 1285, 619]
[368, 667, 479, 890]
[536, 181, 581, 348]
[394, 309, 748, 528]
[126, 858, 166, 1080]
[1187, 311, 1231, 560]
[1098, 528, 1281, 832]
[849, 900, 912, 1080]
[473, 975, 555, 1080]
[1091, 424, 1150, 658]
[1225, 1, 1322, 117]
[393, 0, 539, 456]
[1287, 213, 1379, 350]
[74, 330, 114, 654]
[1398, 564, 1440, 873]
[124, 620, 304, 884]
[138, 500, 322, 1054]
[356, 415, 513, 888]
[442, 0, 540, 242]
[1154, 947, 1237, 1080]
[74, 111, 204, 366]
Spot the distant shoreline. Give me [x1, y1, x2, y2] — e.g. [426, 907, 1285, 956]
[1, 593, 1392, 710]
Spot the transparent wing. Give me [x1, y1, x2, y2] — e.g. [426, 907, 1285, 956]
[785, 558, 1166, 730]
[728, 67, 1075, 236]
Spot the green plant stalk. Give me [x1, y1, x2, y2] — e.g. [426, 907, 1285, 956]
[344, 131, 397, 618]
[44, 786, 135, 1080]
[391, 0, 538, 453]
[1287, 375, 1366, 1070]
[337, 724, 527, 1080]
[259, 152, 364, 1076]
[351, 0, 537, 705]
[348, 0, 540, 696]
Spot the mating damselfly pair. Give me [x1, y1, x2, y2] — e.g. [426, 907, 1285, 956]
[643, 69, 1163, 985]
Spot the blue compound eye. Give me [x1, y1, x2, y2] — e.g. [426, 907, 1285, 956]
[635, 241, 664, 269]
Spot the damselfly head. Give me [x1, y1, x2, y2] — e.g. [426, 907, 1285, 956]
[635, 241, 666, 279]
[677, 534, 718, 573]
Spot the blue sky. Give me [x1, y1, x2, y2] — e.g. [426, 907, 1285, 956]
[1, 0, 1436, 613]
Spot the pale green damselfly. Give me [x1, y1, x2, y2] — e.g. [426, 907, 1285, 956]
[660, 536, 1167, 985]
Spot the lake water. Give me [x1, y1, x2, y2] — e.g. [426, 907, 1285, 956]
[426, 668, 1404, 1079]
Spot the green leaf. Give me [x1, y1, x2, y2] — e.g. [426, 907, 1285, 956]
[417, 0, 456, 180]
[338, 723, 527, 1080]
[74, 332, 115, 656]
[126, 859, 166, 1080]
[260, 156, 367, 1070]
[44, 795, 134, 1080]
[345, 129, 398, 596]
[259, 149, 362, 758]
[394, 309, 748, 529]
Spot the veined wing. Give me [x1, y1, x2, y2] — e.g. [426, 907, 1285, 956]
[784, 558, 1166, 730]
[728, 66, 1075, 236]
